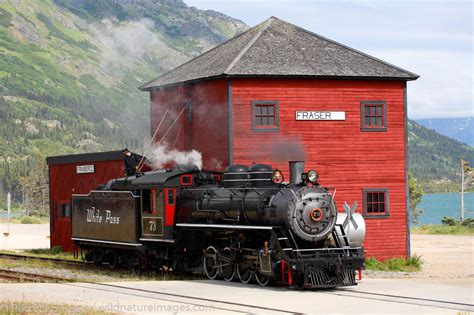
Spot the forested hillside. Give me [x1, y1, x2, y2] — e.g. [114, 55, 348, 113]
[408, 120, 474, 192]
[0, 0, 246, 209]
[0, 0, 471, 212]
[416, 117, 473, 147]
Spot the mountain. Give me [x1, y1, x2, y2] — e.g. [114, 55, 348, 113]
[0, 0, 246, 155]
[408, 120, 474, 192]
[0, 0, 246, 207]
[0, 0, 471, 209]
[415, 117, 473, 147]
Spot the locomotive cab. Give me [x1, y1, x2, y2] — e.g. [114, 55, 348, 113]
[138, 186, 179, 241]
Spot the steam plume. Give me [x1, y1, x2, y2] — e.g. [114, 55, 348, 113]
[145, 143, 203, 170]
[253, 136, 307, 162]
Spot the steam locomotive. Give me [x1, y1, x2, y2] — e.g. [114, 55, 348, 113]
[71, 161, 366, 288]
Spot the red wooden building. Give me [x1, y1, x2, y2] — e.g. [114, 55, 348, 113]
[139, 17, 418, 260]
[46, 150, 143, 251]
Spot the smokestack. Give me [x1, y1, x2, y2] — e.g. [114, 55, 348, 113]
[289, 161, 305, 185]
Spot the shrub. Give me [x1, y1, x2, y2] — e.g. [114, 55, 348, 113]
[411, 224, 474, 235]
[365, 257, 380, 270]
[365, 255, 422, 272]
[461, 218, 474, 228]
[441, 216, 459, 226]
[21, 216, 43, 224]
[28, 246, 63, 255]
[50, 246, 63, 255]
[406, 254, 423, 269]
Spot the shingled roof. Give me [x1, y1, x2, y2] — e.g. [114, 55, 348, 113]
[139, 17, 418, 90]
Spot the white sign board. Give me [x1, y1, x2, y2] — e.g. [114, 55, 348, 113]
[76, 165, 95, 174]
[295, 111, 346, 121]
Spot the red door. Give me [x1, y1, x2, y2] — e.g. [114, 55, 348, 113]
[164, 188, 177, 226]
[52, 201, 73, 252]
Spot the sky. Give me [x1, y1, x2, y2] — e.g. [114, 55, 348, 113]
[185, 0, 473, 119]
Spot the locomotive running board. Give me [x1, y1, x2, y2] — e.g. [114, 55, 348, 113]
[72, 237, 142, 246]
[176, 223, 273, 230]
[139, 238, 175, 243]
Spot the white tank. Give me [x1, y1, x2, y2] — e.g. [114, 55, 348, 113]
[335, 212, 366, 247]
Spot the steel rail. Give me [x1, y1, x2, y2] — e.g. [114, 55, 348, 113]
[335, 287, 474, 307]
[0, 262, 471, 312]
[330, 287, 474, 312]
[0, 265, 296, 314]
[0, 268, 73, 283]
[69, 281, 297, 314]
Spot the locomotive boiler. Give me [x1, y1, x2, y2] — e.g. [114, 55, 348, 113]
[71, 161, 366, 288]
[185, 162, 350, 243]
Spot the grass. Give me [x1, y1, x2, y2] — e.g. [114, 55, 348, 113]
[411, 225, 474, 236]
[366, 255, 423, 272]
[0, 247, 203, 283]
[1, 300, 115, 314]
[0, 256, 204, 282]
[0, 215, 49, 224]
[24, 247, 78, 259]
[0, 247, 78, 261]
[20, 216, 43, 224]
[0, 256, 75, 270]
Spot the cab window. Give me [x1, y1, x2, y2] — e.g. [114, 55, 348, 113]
[167, 189, 175, 205]
[142, 189, 164, 216]
[141, 190, 152, 214]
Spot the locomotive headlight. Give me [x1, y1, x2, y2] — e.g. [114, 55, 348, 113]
[272, 169, 284, 184]
[307, 170, 319, 183]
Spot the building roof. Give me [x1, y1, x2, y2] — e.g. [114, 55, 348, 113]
[46, 149, 143, 165]
[139, 17, 418, 90]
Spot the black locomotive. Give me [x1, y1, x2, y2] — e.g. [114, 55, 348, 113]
[72, 161, 366, 288]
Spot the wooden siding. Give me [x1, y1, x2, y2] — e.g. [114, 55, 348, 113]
[150, 79, 229, 170]
[49, 160, 126, 252]
[231, 78, 407, 260]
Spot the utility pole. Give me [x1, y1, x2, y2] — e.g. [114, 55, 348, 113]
[461, 159, 464, 222]
[461, 159, 472, 222]
[6, 192, 11, 236]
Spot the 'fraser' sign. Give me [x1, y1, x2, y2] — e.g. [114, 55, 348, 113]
[296, 111, 346, 121]
[76, 165, 95, 174]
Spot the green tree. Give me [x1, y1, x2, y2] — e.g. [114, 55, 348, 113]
[409, 172, 424, 224]
[18, 158, 49, 216]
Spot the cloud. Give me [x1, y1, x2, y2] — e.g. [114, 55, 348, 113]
[370, 49, 473, 119]
[186, 0, 473, 119]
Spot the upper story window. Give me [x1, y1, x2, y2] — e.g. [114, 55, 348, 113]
[360, 101, 387, 131]
[251, 100, 280, 131]
[363, 188, 389, 218]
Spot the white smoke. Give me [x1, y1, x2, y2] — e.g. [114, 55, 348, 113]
[209, 157, 224, 170]
[89, 18, 187, 72]
[145, 143, 203, 170]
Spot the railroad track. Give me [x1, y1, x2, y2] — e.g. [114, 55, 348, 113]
[66, 281, 296, 314]
[60, 281, 474, 313]
[331, 287, 474, 312]
[0, 258, 471, 313]
[0, 252, 85, 267]
[0, 269, 472, 313]
[0, 267, 294, 313]
[0, 268, 73, 283]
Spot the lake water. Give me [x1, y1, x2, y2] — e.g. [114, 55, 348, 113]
[0, 211, 25, 219]
[415, 192, 474, 226]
